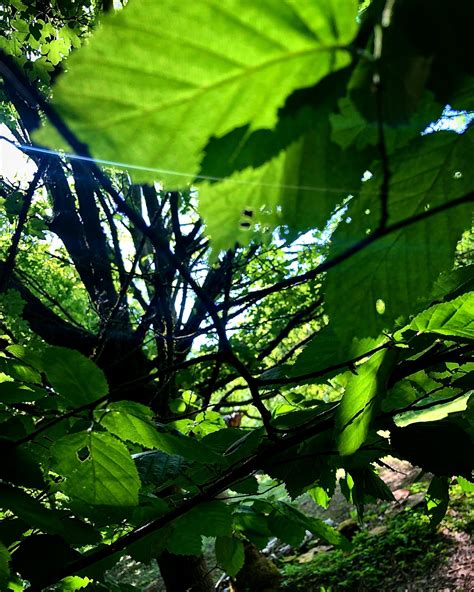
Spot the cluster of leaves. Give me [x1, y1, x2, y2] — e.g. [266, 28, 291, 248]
[0, 0, 473, 590]
[0, 0, 103, 84]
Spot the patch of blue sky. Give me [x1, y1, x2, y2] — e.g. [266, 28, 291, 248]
[422, 105, 474, 135]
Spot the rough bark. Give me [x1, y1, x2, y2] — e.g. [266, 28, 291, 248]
[156, 552, 214, 592]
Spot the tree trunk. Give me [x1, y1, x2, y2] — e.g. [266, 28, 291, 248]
[156, 551, 214, 592]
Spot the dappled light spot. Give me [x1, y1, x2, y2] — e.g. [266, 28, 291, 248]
[423, 105, 474, 135]
[375, 299, 386, 315]
[453, 171, 463, 179]
[345, 217, 352, 224]
[365, 209, 371, 215]
[424, 203, 431, 211]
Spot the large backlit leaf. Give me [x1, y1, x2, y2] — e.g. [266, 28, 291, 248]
[336, 348, 395, 456]
[50, 431, 140, 506]
[394, 393, 470, 427]
[410, 292, 474, 340]
[35, 0, 358, 185]
[42, 346, 108, 406]
[325, 128, 474, 343]
[199, 121, 369, 252]
[197, 67, 375, 253]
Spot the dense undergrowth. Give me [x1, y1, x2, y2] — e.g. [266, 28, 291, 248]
[281, 482, 473, 592]
[281, 510, 447, 591]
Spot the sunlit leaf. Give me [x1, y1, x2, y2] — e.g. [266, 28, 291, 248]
[50, 431, 140, 506]
[325, 128, 474, 344]
[42, 346, 108, 406]
[410, 291, 474, 340]
[34, 0, 359, 185]
[336, 348, 395, 456]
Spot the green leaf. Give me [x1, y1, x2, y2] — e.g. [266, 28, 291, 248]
[133, 450, 189, 487]
[199, 68, 353, 179]
[429, 265, 474, 303]
[0, 356, 41, 384]
[6, 345, 44, 373]
[264, 431, 334, 498]
[0, 355, 42, 383]
[35, 0, 358, 185]
[215, 536, 245, 577]
[233, 506, 271, 547]
[230, 475, 259, 495]
[290, 326, 383, 382]
[381, 379, 418, 413]
[157, 429, 225, 464]
[410, 292, 474, 341]
[336, 348, 395, 456]
[457, 476, 474, 493]
[197, 68, 374, 252]
[426, 476, 449, 526]
[100, 401, 223, 464]
[57, 576, 92, 591]
[271, 502, 350, 550]
[99, 401, 162, 448]
[330, 93, 441, 152]
[325, 128, 474, 343]
[42, 346, 108, 406]
[394, 392, 470, 427]
[0, 542, 11, 591]
[0, 381, 46, 404]
[349, 468, 395, 507]
[199, 120, 369, 252]
[308, 486, 330, 509]
[168, 501, 232, 554]
[50, 431, 140, 506]
[268, 507, 306, 547]
[306, 516, 351, 551]
[165, 527, 202, 556]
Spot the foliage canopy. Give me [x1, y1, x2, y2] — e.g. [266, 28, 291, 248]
[0, 0, 473, 590]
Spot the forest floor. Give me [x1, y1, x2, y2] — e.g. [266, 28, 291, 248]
[378, 461, 473, 592]
[104, 459, 473, 591]
[279, 459, 474, 592]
